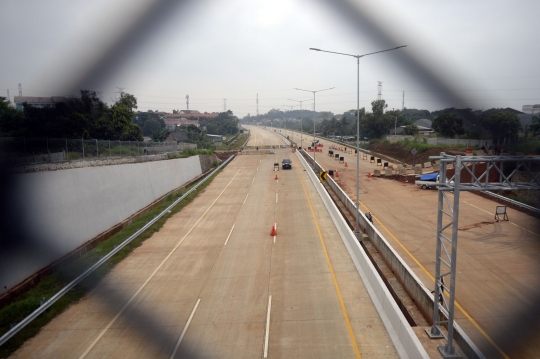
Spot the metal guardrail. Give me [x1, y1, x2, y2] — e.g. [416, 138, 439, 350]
[0, 154, 235, 347]
[484, 191, 540, 214]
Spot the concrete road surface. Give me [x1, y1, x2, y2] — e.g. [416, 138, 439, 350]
[277, 127, 540, 359]
[10, 134, 398, 358]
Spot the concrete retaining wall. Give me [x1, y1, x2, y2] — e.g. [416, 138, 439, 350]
[1, 156, 203, 295]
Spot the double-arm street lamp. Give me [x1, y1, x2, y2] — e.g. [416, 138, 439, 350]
[287, 98, 312, 148]
[293, 87, 335, 162]
[310, 45, 406, 234]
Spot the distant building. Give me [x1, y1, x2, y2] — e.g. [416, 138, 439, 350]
[389, 119, 433, 135]
[166, 131, 189, 143]
[13, 96, 75, 111]
[163, 114, 199, 129]
[522, 104, 540, 115]
[178, 110, 200, 115]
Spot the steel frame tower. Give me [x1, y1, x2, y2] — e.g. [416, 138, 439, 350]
[427, 153, 540, 358]
[377, 81, 382, 100]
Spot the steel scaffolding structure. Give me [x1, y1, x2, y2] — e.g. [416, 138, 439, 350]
[426, 153, 540, 358]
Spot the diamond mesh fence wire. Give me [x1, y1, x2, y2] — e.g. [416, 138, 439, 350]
[0, 137, 196, 165]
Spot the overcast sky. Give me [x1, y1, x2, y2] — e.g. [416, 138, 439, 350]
[1, 0, 539, 118]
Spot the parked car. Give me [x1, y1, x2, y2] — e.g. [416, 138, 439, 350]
[415, 172, 439, 189]
[282, 158, 292, 169]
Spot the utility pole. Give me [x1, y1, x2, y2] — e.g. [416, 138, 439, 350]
[223, 98, 227, 112]
[256, 93, 259, 123]
[402, 91, 405, 111]
[186, 94, 189, 111]
[18, 83, 22, 97]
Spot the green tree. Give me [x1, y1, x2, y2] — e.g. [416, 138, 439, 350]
[359, 100, 398, 139]
[432, 113, 465, 138]
[530, 116, 540, 137]
[481, 111, 521, 144]
[403, 124, 419, 136]
[0, 97, 25, 136]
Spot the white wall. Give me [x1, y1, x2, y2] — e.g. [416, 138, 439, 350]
[1, 156, 202, 294]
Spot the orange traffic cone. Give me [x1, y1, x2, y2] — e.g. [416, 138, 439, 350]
[335, 170, 339, 177]
[275, 174, 279, 180]
[368, 172, 372, 178]
[270, 223, 277, 236]
[345, 162, 348, 167]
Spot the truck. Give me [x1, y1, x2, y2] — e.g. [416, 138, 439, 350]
[415, 172, 439, 190]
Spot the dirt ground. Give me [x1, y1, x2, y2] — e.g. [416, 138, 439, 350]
[367, 141, 469, 165]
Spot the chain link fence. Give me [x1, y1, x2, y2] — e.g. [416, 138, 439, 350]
[0, 137, 197, 165]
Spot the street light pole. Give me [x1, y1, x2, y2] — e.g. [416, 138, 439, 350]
[294, 87, 335, 163]
[287, 98, 312, 149]
[310, 45, 406, 233]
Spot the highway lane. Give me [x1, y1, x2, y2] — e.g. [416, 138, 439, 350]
[277, 127, 540, 358]
[10, 130, 398, 358]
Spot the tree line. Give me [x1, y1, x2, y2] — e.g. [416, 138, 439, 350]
[1, 92, 242, 143]
[242, 100, 539, 145]
[0, 90, 143, 141]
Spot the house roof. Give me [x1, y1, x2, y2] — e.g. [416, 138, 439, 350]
[413, 119, 432, 128]
[502, 107, 525, 115]
[166, 132, 189, 142]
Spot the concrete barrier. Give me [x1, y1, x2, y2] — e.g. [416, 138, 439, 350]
[1, 156, 204, 294]
[301, 151, 485, 359]
[297, 151, 429, 359]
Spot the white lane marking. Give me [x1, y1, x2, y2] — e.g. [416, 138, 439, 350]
[252, 177, 255, 184]
[244, 193, 249, 204]
[275, 193, 278, 203]
[78, 169, 242, 359]
[224, 224, 236, 246]
[463, 200, 540, 236]
[263, 295, 272, 358]
[170, 298, 201, 359]
[463, 200, 492, 215]
[273, 223, 277, 244]
[257, 167, 259, 171]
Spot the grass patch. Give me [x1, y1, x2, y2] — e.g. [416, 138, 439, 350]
[513, 139, 540, 155]
[167, 148, 214, 159]
[0, 168, 222, 358]
[215, 133, 249, 151]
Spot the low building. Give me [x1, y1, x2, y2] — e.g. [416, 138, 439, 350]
[13, 96, 75, 111]
[163, 114, 199, 130]
[166, 131, 189, 143]
[389, 119, 433, 135]
[522, 104, 540, 115]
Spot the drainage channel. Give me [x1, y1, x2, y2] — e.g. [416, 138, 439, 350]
[302, 152, 429, 328]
